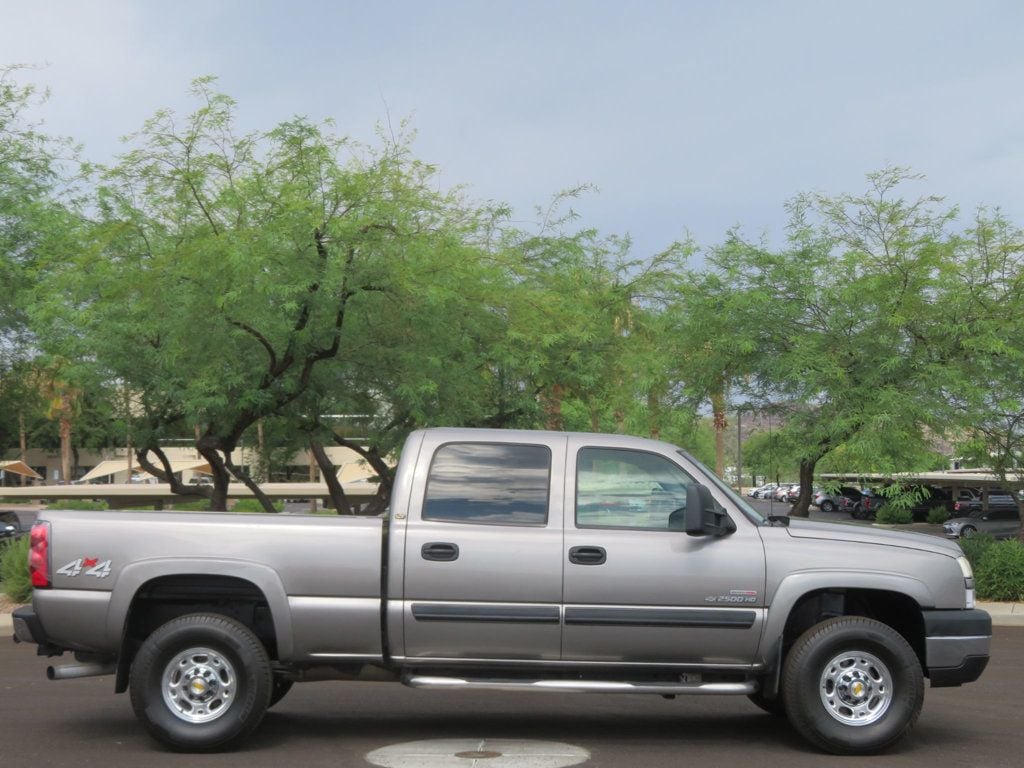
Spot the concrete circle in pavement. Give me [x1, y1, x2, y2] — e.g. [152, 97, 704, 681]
[365, 739, 590, 768]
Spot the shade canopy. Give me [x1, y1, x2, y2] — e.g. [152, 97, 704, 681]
[78, 459, 213, 483]
[0, 460, 43, 480]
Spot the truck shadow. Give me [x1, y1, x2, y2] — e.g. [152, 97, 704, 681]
[248, 704, 965, 756]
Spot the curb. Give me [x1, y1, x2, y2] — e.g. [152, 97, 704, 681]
[4, 604, 1024, 634]
[977, 601, 1024, 627]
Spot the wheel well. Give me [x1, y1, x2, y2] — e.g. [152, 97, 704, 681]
[781, 588, 926, 669]
[115, 574, 278, 693]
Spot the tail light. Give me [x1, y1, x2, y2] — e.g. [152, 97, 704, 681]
[29, 522, 51, 589]
[864, 498, 873, 511]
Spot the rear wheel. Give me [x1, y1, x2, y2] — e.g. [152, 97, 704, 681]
[821, 500, 836, 513]
[130, 613, 272, 751]
[782, 616, 923, 755]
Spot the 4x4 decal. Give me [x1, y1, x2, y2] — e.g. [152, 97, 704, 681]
[56, 558, 112, 579]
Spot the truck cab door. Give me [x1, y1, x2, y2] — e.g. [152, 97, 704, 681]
[396, 432, 567, 663]
[561, 435, 767, 667]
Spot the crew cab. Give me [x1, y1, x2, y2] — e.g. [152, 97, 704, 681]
[12, 428, 990, 754]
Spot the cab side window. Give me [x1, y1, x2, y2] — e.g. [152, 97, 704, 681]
[423, 442, 551, 526]
[575, 447, 696, 530]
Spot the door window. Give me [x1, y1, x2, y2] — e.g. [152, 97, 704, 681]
[575, 447, 696, 530]
[423, 442, 550, 526]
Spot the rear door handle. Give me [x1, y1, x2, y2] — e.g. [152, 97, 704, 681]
[569, 546, 606, 565]
[421, 542, 460, 562]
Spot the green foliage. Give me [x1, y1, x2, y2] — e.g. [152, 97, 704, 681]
[926, 505, 951, 524]
[0, 535, 31, 603]
[5, 68, 1024, 516]
[875, 506, 913, 525]
[45, 499, 108, 511]
[0, 497, 35, 504]
[958, 532, 995, 573]
[169, 500, 211, 511]
[974, 540, 1024, 602]
[230, 499, 283, 513]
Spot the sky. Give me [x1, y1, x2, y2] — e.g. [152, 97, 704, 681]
[2, 0, 1022, 260]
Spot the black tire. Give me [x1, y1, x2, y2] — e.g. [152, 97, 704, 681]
[821, 500, 835, 513]
[268, 677, 294, 709]
[960, 525, 977, 538]
[782, 616, 923, 755]
[129, 613, 273, 752]
[852, 505, 871, 521]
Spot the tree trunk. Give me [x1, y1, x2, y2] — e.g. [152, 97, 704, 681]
[256, 419, 267, 482]
[59, 393, 72, 483]
[18, 413, 27, 486]
[790, 457, 817, 518]
[222, 449, 279, 513]
[308, 449, 317, 514]
[310, 439, 352, 515]
[331, 435, 394, 516]
[136, 446, 213, 505]
[648, 390, 661, 440]
[711, 389, 727, 479]
[542, 384, 565, 431]
[196, 443, 231, 511]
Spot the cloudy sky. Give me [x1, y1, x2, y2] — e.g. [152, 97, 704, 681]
[2, 0, 1022, 258]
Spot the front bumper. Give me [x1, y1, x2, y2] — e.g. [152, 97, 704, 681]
[923, 608, 991, 687]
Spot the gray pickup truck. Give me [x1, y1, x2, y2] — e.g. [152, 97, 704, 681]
[12, 428, 990, 755]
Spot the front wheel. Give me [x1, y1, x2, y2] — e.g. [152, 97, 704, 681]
[130, 613, 273, 751]
[782, 616, 923, 755]
[960, 525, 977, 538]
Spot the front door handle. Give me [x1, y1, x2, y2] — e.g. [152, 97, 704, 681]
[569, 546, 606, 565]
[421, 542, 460, 562]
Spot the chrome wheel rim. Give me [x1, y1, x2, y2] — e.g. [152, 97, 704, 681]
[819, 649, 892, 726]
[162, 646, 237, 723]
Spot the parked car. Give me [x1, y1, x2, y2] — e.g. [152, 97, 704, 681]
[784, 484, 812, 503]
[772, 484, 799, 502]
[0, 511, 27, 539]
[951, 489, 1019, 517]
[813, 486, 863, 513]
[898, 486, 973, 522]
[838, 488, 888, 520]
[747, 483, 778, 499]
[944, 506, 1021, 539]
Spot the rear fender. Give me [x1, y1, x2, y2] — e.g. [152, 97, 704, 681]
[106, 558, 293, 660]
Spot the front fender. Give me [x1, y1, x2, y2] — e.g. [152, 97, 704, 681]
[757, 569, 935, 663]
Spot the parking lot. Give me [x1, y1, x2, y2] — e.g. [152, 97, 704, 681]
[0, 627, 1019, 768]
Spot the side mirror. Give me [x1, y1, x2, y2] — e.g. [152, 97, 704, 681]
[685, 483, 736, 537]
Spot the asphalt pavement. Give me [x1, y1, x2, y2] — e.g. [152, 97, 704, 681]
[1, 628, 1022, 768]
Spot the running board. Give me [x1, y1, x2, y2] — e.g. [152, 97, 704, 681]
[403, 675, 756, 695]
